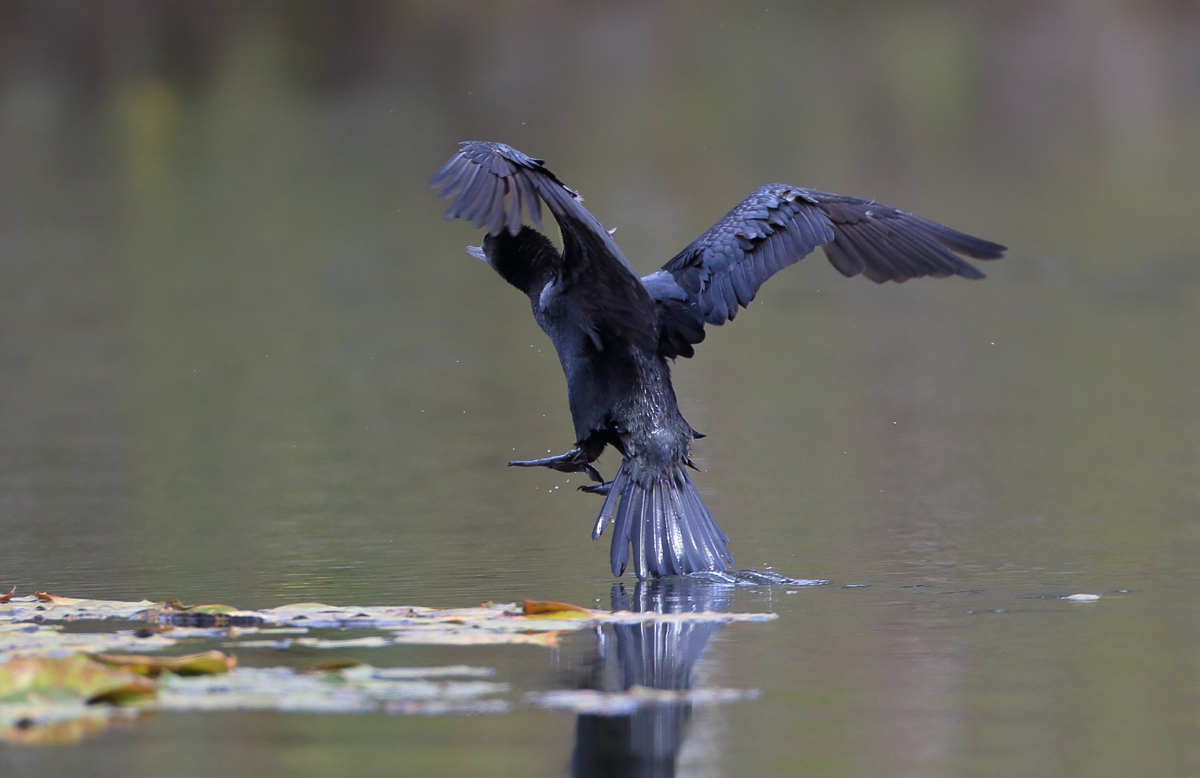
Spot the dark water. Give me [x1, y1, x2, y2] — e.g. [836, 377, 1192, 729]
[3, 1, 1200, 775]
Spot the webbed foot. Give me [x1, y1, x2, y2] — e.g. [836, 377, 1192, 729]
[578, 481, 613, 497]
[509, 447, 603, 483]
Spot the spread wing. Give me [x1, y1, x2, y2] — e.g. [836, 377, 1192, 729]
[646, 184, 1006, 359]
[431, 141, 657, 351]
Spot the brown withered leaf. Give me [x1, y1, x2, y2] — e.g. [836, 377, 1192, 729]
[34, 592, 84, 605]
[301, 659, 362, 674]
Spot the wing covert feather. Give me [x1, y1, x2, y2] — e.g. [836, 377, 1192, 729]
[647, 184, 1005, 359]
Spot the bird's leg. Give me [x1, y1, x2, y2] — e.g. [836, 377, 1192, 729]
[509, 446, 603, 483]
[578, 481, 612, 496]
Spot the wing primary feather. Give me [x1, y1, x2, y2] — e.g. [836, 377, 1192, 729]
[429, 155, 468, 194]
[821, 239, 866, 277]
[514, 174, 542, 230]
[504, 178, 522, 236]
[862, 220, 952, 280]
[448, 163, 483, 219]
[841, 226, 905, 282]
[482, 174, 507, 233]
[850, 222, 917, 280]
[915, 217, 1007, 259]
[877, 224, 949, 277]
[838, 232, 888, 281]
[886, 222, 983, 279]
[461, 167, 494, 228]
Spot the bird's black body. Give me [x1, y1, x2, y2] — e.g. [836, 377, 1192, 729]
[432, 141, 1005, 579]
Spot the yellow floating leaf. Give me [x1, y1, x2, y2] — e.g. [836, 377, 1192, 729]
[522, 600, 597, 619]
[91, 651, 236, 678]
[181, 604, 239, 614]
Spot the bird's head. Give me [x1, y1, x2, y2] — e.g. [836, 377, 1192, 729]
[468, 226, 562, 296]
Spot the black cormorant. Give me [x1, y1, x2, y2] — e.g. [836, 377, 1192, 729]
[431, 141, 1004, 579]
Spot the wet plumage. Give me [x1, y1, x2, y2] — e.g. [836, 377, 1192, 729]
[431, 141, 1004, 579]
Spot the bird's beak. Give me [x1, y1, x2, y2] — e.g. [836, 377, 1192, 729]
[466, 245, 486, 262]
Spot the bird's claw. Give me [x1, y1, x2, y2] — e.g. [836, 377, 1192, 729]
[578, 480, 613, 496]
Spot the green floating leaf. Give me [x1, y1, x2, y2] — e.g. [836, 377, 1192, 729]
[0, 655, 157, 745]
[0, 655, 154, 703]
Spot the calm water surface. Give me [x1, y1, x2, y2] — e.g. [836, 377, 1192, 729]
[2, 2, 1199, 776]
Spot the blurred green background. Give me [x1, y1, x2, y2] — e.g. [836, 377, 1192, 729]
[1, 1, 1199, 776]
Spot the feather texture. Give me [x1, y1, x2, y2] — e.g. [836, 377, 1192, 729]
[649, 185, 1004, 359]
[432, 142, 1004, 579]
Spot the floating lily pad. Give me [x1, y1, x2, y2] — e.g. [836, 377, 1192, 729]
[0, 655, 157, 745]
[1, 596, 160, 623]
[0, 624, 177, 658]
[0, 590, 780, 743]
[0, 654, 156, 703]
[3, 595, 776, 650]
[155, 664, 511, 715]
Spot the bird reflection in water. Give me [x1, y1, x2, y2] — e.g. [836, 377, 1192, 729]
[568, 578, 733, 778]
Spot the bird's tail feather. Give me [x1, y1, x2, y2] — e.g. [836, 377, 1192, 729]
[592, 460, 732, 579]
